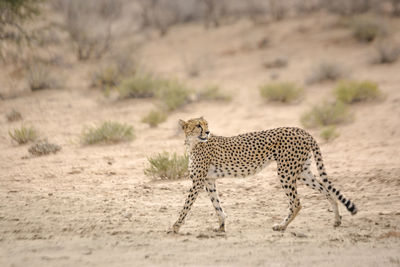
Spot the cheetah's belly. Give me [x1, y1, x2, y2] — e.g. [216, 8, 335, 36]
[207, 160, 272, 179]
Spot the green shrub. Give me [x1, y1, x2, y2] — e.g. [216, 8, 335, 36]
[144, 152, 188, 180]
[9, 125, 38, 144]
[301, 101, 351, 128]
[81, 121, 134, 145]
[28, 139, 61, 156]
[306, 62, 345, 84]
[6, 109, 22, 122]
[141, 109, 167, 128]
[259, 82, 303, 103]
[334, 80, 382, 104]
[197, 85, 232, 102]
[117, 74, 159, 99]
[351, 16, 387, 43]
[320, 126, 340, 142]
[156, 79, 191, 111]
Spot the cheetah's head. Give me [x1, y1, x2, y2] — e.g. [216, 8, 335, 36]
[179, 117, 210, 143]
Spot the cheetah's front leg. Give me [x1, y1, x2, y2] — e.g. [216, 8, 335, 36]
[205, 179, 226, 232]
[170, 181, 204, 233]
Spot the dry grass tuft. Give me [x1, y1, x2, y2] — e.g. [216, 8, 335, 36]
[6, 109, 22, 122]
[259, 82, 303, 103]
[27, 64, 56, 91]
[9, 125, 38, 144]
[141, 110, 167, 128]
[306, 62, 346, 84]
[373, 40, 400, 64]
[28, 139, 61, 156]
[301, 101, 351, 128]
[351, 15, 387, 43]
[144, 152, 188, 180]
[81, 121, 134, 145]
[334, 80, 382, 104]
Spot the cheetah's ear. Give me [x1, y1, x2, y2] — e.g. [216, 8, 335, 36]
[178, 119, 187, 130]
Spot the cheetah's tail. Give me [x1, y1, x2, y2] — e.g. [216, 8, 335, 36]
[311, 141, 358, 215]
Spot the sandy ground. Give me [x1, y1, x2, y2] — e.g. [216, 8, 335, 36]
[1, 14, 400, 266]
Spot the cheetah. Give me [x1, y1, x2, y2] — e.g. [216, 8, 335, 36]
[170, 117, 357, 233]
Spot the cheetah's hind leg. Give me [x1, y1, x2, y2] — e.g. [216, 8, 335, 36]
[300, 155, 341, 227]
[273, 165, 302, 231]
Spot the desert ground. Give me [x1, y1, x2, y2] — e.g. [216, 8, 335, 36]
[1, 2, 400, 266]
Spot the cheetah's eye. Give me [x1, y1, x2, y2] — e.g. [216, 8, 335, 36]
[197, 124, 201, 128]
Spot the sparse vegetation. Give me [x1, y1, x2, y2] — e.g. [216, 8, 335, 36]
[116, 74, 192, 111]
[28, 139, 61, 156]
[62, 0, 121, 60]
[142, 110, 167, 128]
[263, 57, 288, 69]
[81, 121, 134, 145]
[91, 55, 136, 91]
[91, 66, 121, 90]
[6, 109, 22, 122]
[306, 62, 346, 84]
[259, 82, 303, 103]
[373, 40, 400, 64]
[351, 15, 387, 43]
[0, 0, 43, 43]
[27, 64, 56, 91]
[334, 80, 382, 104]
[156, 79, 191, 111]
[196, 85, 232, 102]
[9, 125, 38, 144]
[320, 126, 340, 142]
[117, 74, 159, 99]
[144, 152, 188, 180]
[301, 101, 351, 128]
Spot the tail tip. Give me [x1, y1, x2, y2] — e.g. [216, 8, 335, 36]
[348, 204, 358, 215]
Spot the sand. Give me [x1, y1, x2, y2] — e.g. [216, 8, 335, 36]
[1, 13, 400, 267]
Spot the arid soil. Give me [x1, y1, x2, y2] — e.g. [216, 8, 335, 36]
[1, 14, 400, 266]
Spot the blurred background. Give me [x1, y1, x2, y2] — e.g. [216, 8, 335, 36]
[1, 1, 400, 266]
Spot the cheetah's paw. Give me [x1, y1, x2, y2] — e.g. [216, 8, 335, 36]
[272, 224, 286, 231]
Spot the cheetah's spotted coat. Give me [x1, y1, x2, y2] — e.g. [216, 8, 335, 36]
[171, 117, 357, 233]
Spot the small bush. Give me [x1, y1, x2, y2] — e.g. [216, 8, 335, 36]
[144, 152, 188, 180]
[263, 57, 288, 69]
[301, 101, 351, 128]
[117, 74, 159, 99]
[29, 139, 61, 156]
[373, 41, 400, 64]
[196, 85, 232, 102]
[306, 62, 346, 84]
[81, 121, 134, 145]
[351, 16, 387, 43]
[259, 82, 303, 103]
[320, 126, 340, 142]
[6, 109, 22, 122]
[27, 64, 55, 91]
[156, 79, 191, 111]
[92, 55, 136, 91]
[91, 66, 120, 90]
[142, 110, 167, 128]
[334, 80, 382, 103]
[9, 125, 38, 144]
